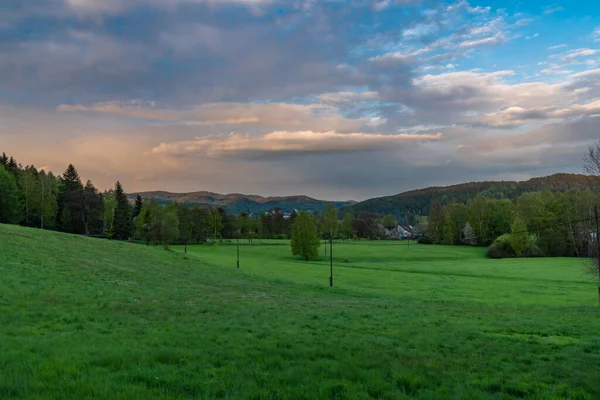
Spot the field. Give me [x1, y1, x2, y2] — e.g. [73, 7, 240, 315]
[1, 224, 600, 399]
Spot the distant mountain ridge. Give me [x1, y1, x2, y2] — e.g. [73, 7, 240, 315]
[128, 190, 355, 214]
[342, 173, 590, 219]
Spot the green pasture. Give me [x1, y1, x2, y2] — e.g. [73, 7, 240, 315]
[1, 223, 600, 399]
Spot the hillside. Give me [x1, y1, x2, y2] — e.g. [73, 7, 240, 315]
[343, 173, 590, 219]
[2, 224, 600, 399]
[128, 190, 355, 214]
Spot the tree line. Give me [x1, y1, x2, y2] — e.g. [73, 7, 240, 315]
[420, 190, 600, 258]
[0, 153, 395, 249]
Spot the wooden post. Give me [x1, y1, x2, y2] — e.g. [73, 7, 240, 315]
[237, 237, 240, 269]
[329, 235, 333, 287]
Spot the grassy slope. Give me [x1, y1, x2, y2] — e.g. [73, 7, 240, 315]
[1, 225, 600, 399]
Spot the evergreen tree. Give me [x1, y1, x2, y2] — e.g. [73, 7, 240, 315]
[6, 157, 19, 177]
[57, 164, 85, 233]
[82, 180, 104, 235]
[133, 194, 143, 218]
[61, 164, 83, 192]
[0, 165, 21, 224]
[291, 210, 320, 261]
[112, 181, 131, 240]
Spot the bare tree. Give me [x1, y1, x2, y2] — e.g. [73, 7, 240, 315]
[583, 141, 600, 190]
[582, 140, 600, 306]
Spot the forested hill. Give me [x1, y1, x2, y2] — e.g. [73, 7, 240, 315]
[128, 191, 355, 214]
[343, 173, 589, 220]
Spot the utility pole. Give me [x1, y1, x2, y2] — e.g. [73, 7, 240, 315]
[594, 207, 600, 304]
[237, 236, 240, 269]
[329, 233, 333, 287]
[40, 176, 45, 230]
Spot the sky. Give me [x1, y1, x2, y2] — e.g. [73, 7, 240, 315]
[1, 0, 600, 201]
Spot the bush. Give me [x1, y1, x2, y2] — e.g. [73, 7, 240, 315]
[521, 243, 544, 258]
[417, 235, 433, 244]
[486, 241, 516, 259]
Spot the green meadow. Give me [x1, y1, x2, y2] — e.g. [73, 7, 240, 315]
[1, 223, 600, 399]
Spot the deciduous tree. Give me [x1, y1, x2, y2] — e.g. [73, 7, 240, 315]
[291, 210, 320, 261]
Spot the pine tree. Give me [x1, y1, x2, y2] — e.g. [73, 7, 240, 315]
[0, 165, 21, 224]
[61, 164, 83, 192]
[291, 210, 320, 261]
[82, 180, 104, 235]
[133, 194, 143, 218]
[57, 164, 85, 233]
[113, 181, 131, 240]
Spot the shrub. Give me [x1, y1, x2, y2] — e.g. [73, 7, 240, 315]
[486, 241, 516, 259]
[417, 235, 433, 245]
[521, 243, 544, 258]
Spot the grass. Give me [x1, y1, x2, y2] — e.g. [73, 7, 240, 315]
[1, 224, 599, 399]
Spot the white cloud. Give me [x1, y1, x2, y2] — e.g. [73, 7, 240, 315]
[548, 44, 567, 50]
[557, 48, 597, 60]
[543, 6, 564, 15]
[479, 99, 600, 127]
[459, 32, 507, 48]
[402, 23, 439, 39]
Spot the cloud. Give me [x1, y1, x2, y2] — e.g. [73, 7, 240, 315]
[479, 100, 600, 127]
[57, 101, 384, 132]
[459, 32, 506, 48]
[554, 48, 597, 61]
[65, 0, 272, 16]
[3, 0, 600, 200]
[548, 44, 567, 50]
[543, 6, 564, 15]
[151, 130, 443, 158]
[402, 23, 440, 39]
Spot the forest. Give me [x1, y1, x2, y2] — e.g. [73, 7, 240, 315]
[420, 190, 600, 259]
[343, 173, 591, 224]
